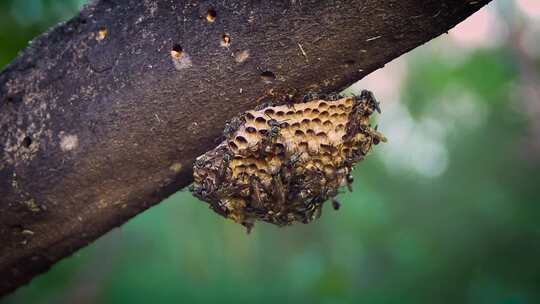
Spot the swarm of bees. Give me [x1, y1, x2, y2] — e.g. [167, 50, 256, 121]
[190, 90, 386, 231]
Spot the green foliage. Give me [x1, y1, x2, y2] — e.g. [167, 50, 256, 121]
[0, 0, 85, 68]
[404, 48, 516, 118]
[2, 2, 540, 303]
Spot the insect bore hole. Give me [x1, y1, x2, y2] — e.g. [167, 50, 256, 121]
[221, 33, 231, 47]
[4, 95, 21, 104]
[22, 136, 32, 148]
[260, 71, 276, 83]
[206, 8, 217, 22]
[171, 44, 184, 59]
[96, 26, 108, 41]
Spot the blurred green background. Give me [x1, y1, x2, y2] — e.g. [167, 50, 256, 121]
[2, 1, 540, 303]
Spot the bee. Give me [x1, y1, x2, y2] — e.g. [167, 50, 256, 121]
[281, 152, 304, 178]
[256, 88, 299, 108]
[218, 150, 234, 179]
[223, 116, 244, 140]
[194, 157, 207, 168]
[284, 98, 297, 110]
[353, 90, 381, 114]
[302, 92, 320, 102]
[259, 116, 289, 154]
[271, 171, 287, 206]
[189, 183, 210, 200]
[190, 88, 386, 230]
[249, 175, 267, 208]
[286, 152, 304, 166]
[254, 99, 276, 111]
[326, 92, 342, 101]
[267, 118, 288, 140]
[193, 156, 211, 169]
[369, 125, 387, 145]
[301, 92, 341, 102]
[223, 150, 233, 163]
[267, 119, 281, 137]
[243, 221, 255, 234]
[346, 173, 354, 192]
[299, 198, 317, 223]
[306, 202, 323, 222]
[274, 89, 298, 110]
[318, 181, 339, 205]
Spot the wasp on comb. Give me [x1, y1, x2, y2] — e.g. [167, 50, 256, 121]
[190, 90, 386, 232]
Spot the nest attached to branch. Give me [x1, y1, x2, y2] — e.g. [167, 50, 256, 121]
[190, 90, 386, 231]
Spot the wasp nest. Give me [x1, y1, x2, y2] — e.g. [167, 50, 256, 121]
[190, 90, 386, 231]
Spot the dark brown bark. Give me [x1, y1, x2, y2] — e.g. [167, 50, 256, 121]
[0, 0, 491, 296]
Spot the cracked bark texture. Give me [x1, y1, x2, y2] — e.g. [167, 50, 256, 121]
[0, 0, 491, 296]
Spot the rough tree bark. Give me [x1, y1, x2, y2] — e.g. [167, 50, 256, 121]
[0, 0, 491, 296]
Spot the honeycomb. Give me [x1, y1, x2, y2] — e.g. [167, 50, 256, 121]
[191, 90, 386, 231]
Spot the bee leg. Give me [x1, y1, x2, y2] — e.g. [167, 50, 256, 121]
[312, 204, 323, 220]
[242, 220, 255, 234]
[346, 173, 354, 192]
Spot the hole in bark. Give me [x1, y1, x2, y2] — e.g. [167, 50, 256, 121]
[344, 59, 356, 65]
[4, 95, 22, 104]
[22, 136, 32, 148]
[260, 71, 276, 82]
[9, 223, 23, 229]
[172, 44, 183, 53]
[206, 8, 217, 22]
[171, 44, 184, 58]
[96, 27, 108, 41]
[221, 33, 231, 47]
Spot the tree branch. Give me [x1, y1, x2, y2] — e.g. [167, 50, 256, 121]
[0, 0, 491, 296]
